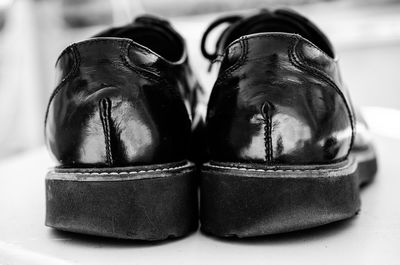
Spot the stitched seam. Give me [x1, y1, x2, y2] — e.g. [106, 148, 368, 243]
[300, 48, 355, 156]
[54, 39, 113, 63]
[215, 36, 248, 86]
[122, 32, 189, 122]
[288, 38, 355, 158]
[208, 37, 248, 120]
[44, 45, 80, 128]
[99, 98, 113, 166]
[296, 43, 340, 88]
[294, 42, 355, 157]
[297, 43, 330, 72]
[206, 160, 353, 173]
[120, 42, 164, 83]
[226, 33, 333, 59]
[205, 163, 352, 173]
[265, 112, 272, 162]
[215, 34, 306, 87]
[264, 120, 269, 162]
[53, 164, 190, 176]
[120, 41, 191, 140]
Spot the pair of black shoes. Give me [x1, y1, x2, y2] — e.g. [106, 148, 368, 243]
[44, 9, 377, 240]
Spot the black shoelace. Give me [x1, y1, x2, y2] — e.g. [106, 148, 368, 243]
[200, 14, 243, 71]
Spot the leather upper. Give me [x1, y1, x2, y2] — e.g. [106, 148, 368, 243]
[45, 16, 202, 167]
[353, 108, 373, 151]
[204, 9, 359, 165]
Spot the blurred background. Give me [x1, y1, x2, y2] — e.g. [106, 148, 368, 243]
[0, 0, 399, 159]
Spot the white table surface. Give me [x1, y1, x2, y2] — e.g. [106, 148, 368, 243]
[0, 107, 399, 265]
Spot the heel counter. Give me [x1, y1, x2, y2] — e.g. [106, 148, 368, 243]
[46, 84, 191, 167]
[45, 39, 191, 167]
[208, 93, 352, 165]
[207, 34, 353, 164]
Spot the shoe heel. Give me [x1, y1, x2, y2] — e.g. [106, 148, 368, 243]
[46, 161, 198, 240]
[200, 159, 360, 237]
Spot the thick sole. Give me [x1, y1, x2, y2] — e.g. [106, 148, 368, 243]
[46, 161, 198, 241]
[353, 145, 378, 187]
[200, 154, 372, 238]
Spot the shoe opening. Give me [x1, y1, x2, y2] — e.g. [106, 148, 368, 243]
[224, 9, 334, 58]
[93, 19, 184, 63]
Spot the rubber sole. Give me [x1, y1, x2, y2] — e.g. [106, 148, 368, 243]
[45, 161, 198, 241]
[200, 147, 377, 238]
[353, 145, 378, 186]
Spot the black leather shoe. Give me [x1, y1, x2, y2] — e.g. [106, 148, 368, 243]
[200, 9, 378, 237]
[44, 15, 202, 240]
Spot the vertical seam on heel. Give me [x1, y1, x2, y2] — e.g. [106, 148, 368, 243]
[99, 98, 113, 166]
[262, 101, 273, 162]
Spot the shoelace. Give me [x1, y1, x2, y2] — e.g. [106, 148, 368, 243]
[200, 14, 243, 71]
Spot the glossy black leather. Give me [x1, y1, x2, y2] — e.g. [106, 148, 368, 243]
[45, 16, 202, 167]
[205, 9, 357, 165]
[353, 108, 373, 151]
